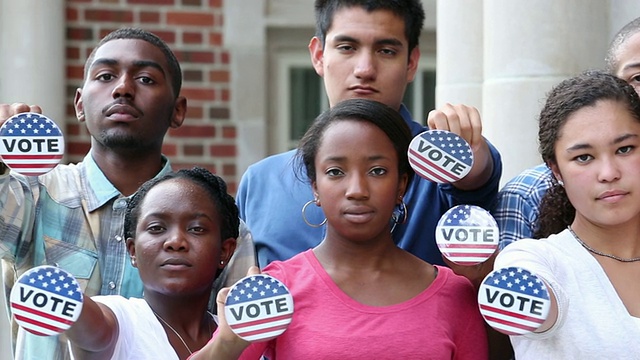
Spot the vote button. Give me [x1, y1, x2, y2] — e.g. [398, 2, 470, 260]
[435, 205, 499, 266]
[408, 129, 473, 183]
[224, 274, 294, 342]
[10, 265, 83, 336]
[478, 267, 551, 335]
[0, 112, 65, 176]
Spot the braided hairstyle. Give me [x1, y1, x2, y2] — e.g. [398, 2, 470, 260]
[124, 167, 240, 242]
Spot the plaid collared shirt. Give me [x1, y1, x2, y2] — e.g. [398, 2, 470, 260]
[492, 163, 553, 250]
[1, 153, 257, 360]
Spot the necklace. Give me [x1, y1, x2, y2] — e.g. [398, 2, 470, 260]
[152, 310, 214, 355]
[568, 226, 640, 263]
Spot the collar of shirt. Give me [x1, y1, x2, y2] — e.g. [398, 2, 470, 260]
[82, 151, 173, 212]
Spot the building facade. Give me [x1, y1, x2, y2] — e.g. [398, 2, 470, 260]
[1, 0, 640, 355]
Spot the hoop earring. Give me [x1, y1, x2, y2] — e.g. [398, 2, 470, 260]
[302, 199, 327, 228]
[390, 200, 408, 233]
[397, 200, 408, 224]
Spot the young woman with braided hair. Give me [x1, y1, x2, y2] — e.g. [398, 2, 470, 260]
[64, 167, 238, 360]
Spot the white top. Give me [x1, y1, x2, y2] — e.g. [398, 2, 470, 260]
[496, 229, 640, 359]
[91, 296, 179, 360]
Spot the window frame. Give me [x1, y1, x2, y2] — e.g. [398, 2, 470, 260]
[271, 47, 436, 154]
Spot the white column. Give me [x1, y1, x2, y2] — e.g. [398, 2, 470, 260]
[224, 0, 267, 177]
[0, 0, 65, 356]
[609, 0, 640, 40]
[435, 0, 483, 110]
[482, 0, 609, 183]
[0, 0, 66, 125]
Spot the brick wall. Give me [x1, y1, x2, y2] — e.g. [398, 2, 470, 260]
[65, 0, 237, 192]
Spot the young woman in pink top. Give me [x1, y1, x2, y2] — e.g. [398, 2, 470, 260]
[191, 98, 488, 360]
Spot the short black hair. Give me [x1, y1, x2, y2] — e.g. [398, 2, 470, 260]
[314, 0, 425, 54]
[84, 27, 182, 97]
[605, 17, 640, 74]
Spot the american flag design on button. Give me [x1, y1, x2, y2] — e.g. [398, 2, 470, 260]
[478, 267, 551, 335]
[435, 205, 499, 266]
[408, 130, 473, 183]
[224, 274, 294, 342]
[10, 265, 83, 336]
[0, 112, 65, 176]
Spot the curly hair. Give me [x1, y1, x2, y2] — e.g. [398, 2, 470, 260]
[535, 70, 640, 237]
[533, 184, 575, 238]
[124, 167, 240, 242]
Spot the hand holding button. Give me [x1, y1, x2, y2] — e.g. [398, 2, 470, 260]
[10, 265, 83, 336]
[0, 112, 64, 176]
[224, 274, 294, 342]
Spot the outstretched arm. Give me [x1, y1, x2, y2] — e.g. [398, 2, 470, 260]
[66, 295, 119, 360]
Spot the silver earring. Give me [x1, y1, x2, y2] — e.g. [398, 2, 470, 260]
[130, 257, 136, 266]
[220, 260, 225, 266]
[302, 199, 327, 228]
[558, 180, 564, 187]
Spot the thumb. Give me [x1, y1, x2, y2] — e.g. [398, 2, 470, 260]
[246, 266, 261, 276]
